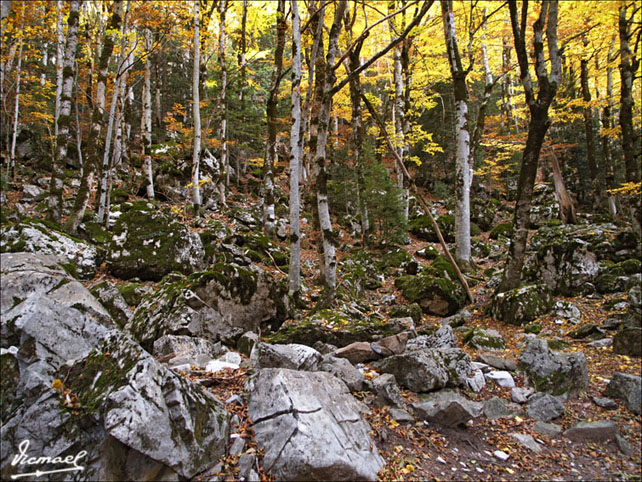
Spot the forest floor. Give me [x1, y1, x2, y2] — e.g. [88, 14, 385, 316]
[2, 176, 641, 482]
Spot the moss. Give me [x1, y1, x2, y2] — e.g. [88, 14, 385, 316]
[0, 354, 20, 423]
[463, 328, 506, 349]
[376, 248, 413, 270]
[617, 258, 641, 274]
[389, 303, 422, 324]
[490, 222, 514, 240]
[118, 282, 145, 306]
[58, 262, 78, 279]
[546, 337, 570, 351]
[110, 187, 130, 204]
[544, 219, 562, 227]
[66, 349, 138, 417]
[427, 255, 458, 281]
[470, 222, 482, 236]
[82, 221, 111, 245]
[395, 273, 465, 316]
[524, 323, 542, 334]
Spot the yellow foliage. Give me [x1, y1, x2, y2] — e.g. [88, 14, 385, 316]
[607, 182, 641, 197]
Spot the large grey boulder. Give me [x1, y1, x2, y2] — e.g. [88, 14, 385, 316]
[376, 348, 471, 392]
[563, 420, 618, 442]
[1, 221, 102, 278]
[1, 253, 229, 480]
[153, 334, 227, 368]
[371, 374, 404, 408]
[128, 265, 288, 350]
[248, 369, 384, 481]
[251, 342, 322, 371]
[518, 337, 588, 397]
[489, 284, 553, 326]
[394, 273, 466, 316]
[411, 390, 483, 427]
[604, 372, 641, 415]
[108, 201, 205, 281]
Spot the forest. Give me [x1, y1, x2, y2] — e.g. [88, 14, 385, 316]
[1, 0, 641, 481]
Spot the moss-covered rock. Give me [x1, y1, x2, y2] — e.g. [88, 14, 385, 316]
[108, 202, 205, 281]
[489, 284, 553, 326]
[127, 264, 288, 351]
[395, 273, 465, 317]
[463, 328, 506, 350]
[117, 282, 149, 307]
[489, 222, 514, 240]
[416, 245, 440, 260]
[409, 214, 455, 242]
[0, 219, 103, 279]
[389, 303, 423, 324]
[267, 309, 412, 348]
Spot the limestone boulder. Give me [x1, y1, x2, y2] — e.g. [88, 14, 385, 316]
[251, 342, 322, 371]
[604, 372, 641, 415]
[489, 284, 553, 326]
[1, 220, 102, 279]
[108, 201, 205, 281]
[376, 348, 471, 392]
[411, 389, 482, 427]
[248, 369, 384, 481]
[127, 265, 288, 350]
[518, 337, 588, 398]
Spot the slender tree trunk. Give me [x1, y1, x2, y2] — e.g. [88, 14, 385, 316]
[499, 0, 562, 293]
[142, 27, 154, 199]
[9, 20, 23, 181]
[618, 5, 640, 183]
[602, 39, 618, 217]
[288, 0, 302, 298]
[548, 146, 577, 224]
[1, 1, 11, 22]
[47, 0, 80, 223]
[314, 0, 347, 307]
[345, 13, 370, 244]
[237, 0, 247, 182]
[263, 0, 286, 238]
[581, 55, 603, 206]
[218, 0, 229, 204]
[441, 0, 472, 269]
[191, 0, 202, 213]
[54, 0, 64, 142]
[65, 0, 122, 232]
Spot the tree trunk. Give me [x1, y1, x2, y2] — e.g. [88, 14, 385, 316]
[315, 0, 347, 307]
[618, 5, 640, 183]
[288, 0, 302, 298]
[548, 146, 577, 224]
[218, 0, 229, 204]
[499, 0, 562, 293]
[142, 27, 154, 199]
[191, 0, 202, 213]
[54, 0, 64, 141]
[9, 19, 23, 181]
[47, 0, 80, 223]
[263, 0, 286, 238]
[441, 0, 472, 269]
[237, 0, 247, 181]
[580, 55, 603, 206]
[602, 39, 618, 217]
[65, 0, 122, 232]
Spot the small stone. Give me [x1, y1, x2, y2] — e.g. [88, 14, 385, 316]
[229, 436, 246, 456]
[437, 456, 447, 464]
[563, 420, 617, 442]
[205, 360, 240, 373]
[527, 393, 564, 422]
[466, 370, 486, 392]
[616, 434, 635, 457]
[511, 387, 535, 404]
[475, 353, 517, 372]
[493, 450, 509, 461]
[226, 394, 244, 406]
[588, 338, 612, 348]
[511, 433, 542, 453]
[483, 397, 520, 419]
[592, 396, 618, 409]
[471, 361, 491, 372]
[533, 421, 563, 438]
[389, 407, 414, 424]
[485, 370, 515, 388]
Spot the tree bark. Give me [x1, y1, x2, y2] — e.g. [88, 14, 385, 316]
[142, 27, 154, 199]
[602, 39, 618, 217]
[548, 146, 577, 224]
[499, 0, 562, 293]
[191, 0, 202, 213]
[218, 0, 229, 204]
[263, 0, 286, 238]
[618, 4, 640, 183]
[54, 0, 64, 141]
[65, 0, 122, 232]
[315, 0, 347, 308]
[47, 0, 80, 223]
[441, 0, 472, 269]
[9, 14, 23, 181]
[288, 0, 302, 298]
[580, 55, 603, 206]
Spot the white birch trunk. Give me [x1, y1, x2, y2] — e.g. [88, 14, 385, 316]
[191, 0, 202, 211]
[9, 32, 23, 179]
[218, 0, 229, 194]
[288, 0, 302, 297]
[143, 28, 154, 199]
[54, 0, 64, 140]
[441, 0, 471, 267]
